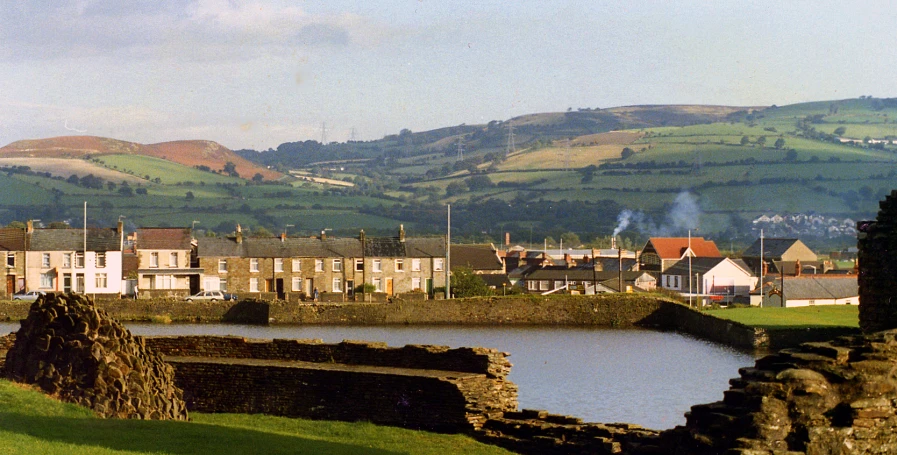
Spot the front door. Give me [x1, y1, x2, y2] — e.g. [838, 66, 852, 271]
[6, 275, 13, 297]
[305, 278, 314, 297]
[63, 274, 72, 293]
[346, 280, 354, 297]
[276, 278, 284, 300]
[385, 278, 393, 296]
[75, 274, 84, 293]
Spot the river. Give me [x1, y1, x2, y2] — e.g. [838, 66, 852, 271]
[0, 321, 756, 430]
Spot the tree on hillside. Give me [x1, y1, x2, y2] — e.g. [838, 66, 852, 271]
[560, 232, 582, 247]
[784, 149, 798, 161]
[756, 136, 767, 147]
[740, 136, 750, 146]
[774, 138, 786, 149]
[185, 191, 195, 201]
[450, 266, 491, 298]
[252, 173, 264, 183]
[620, 147, 635, 159]
[834, 126, 847, 136]
[223, 162, 239, 177]
[465, 175, 494, 191]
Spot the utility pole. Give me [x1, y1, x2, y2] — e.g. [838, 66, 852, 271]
[688, 229, 693, 308]
[446, 204, 451, 299]
[760, 229, 765, 307]
[320, 122, 328, 145]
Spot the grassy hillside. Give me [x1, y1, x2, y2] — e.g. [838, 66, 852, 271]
[0, 379, 510, 454]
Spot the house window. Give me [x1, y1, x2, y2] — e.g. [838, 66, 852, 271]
[332, 258, 342, 272]
[663, 275, 681, 289]
[40, 272, 53, 289]
[412, 258, 421, 272]
[554, 280, 564, 290]
[97, 252, 106, 268]
[250, 258, 259, 272]
[219, 278, 228, 292]
[154, 275, 173, 289]
[412, 277, 421, 290]
[149, 252, 159, 268]
[75, 252, 85, 268]
[355, 259, 364, 271]
[332, 277, 342, 292]
[63, 253, 71, 268]
[218, 259, 227, 273]
[539, 280, 549, 291]
[41, 253, 50, 268]
[6, 252, 13, 268]
[434, 258, 444, 271]
[274, 258, 284, 272]
[395, 259, 404, 272]
[169, 252, 177, 268]
[95, 273, 108, 289]
[373, 259, 382, 273]
[291, 258, 301, 272]
[527, 280, 537, 291]
[249, 278, 259, 292]
[373, 277, 382, 292]
[315, 259, 324, 272]
[292, 276, 302, 292]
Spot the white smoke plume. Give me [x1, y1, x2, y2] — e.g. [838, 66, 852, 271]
[612, 191, 701, 237]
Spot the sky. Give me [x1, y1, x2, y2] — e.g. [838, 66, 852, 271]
[2, 1, 896, 151]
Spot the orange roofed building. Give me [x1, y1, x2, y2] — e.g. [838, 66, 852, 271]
[638, 237, 721, 272]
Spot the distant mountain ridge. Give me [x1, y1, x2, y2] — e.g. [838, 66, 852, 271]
[0, 136, 281, 180]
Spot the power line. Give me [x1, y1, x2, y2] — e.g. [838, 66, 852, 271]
[349, 127, 357, 142]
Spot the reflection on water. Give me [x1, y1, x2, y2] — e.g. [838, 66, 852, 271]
[0, 321, 756, 430]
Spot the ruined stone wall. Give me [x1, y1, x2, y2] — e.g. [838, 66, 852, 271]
[858, 190, 897, 332]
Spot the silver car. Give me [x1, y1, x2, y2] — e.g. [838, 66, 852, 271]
[185, 290, 236, 302]
[12, 291, 45, 301]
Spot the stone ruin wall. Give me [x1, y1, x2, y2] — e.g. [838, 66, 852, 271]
[857, 190, 897, 333]
[144, 335, 518, 432]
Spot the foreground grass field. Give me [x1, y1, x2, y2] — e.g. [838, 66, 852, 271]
[704, 305, 859, 329]
[0, 380, 511, 455]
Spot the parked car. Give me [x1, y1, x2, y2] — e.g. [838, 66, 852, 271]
[12, 290, 45, 301]
[185, 290, 237, 302]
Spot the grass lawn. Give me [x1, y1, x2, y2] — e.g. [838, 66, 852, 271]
[0, 380, 512, 455]
[703, 305, 859, 330]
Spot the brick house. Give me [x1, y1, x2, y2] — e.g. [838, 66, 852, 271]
[0, 227, 26, 297]
[135, 227, 202, 298]
[741, 238, 818, 277]
[638, 237, 721, 272]
[25, 222, 124, 297]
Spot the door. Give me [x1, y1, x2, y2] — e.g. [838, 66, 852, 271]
[385, 278, 393, 296]
[346, 280, 354, 297]
[265, 279, 274, 293]
[305, 278, 314, 297]
[6, 275, 13, 297]
[63, 274, 72, 293]
[275, 278, 284, 300]
[76, 274, 84, 293]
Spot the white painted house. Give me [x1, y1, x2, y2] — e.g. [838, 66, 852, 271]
[750, 275, 858, 308]
[661, 257, 757, 306]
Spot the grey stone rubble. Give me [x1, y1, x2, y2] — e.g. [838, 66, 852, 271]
[3, 293, 187, 420]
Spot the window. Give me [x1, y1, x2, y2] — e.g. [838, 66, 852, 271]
[169, 252, 177, 268]
[40, 272, 53, 288]
[434, 258, 444, 271]
[539, 280, 549, 291]
[274, 258, 284, 272]
[218, 259, 227, 273]
[412, 277, 421, 290]
[355, 259, 364, 271]
[332, 258, 342, 272]
[97, 252, 106, 268]
[63, 253, 72, 268]
[41, 253, 50, 268]
[554, 280, 564, 290]
[219, 278, 228, 292]
[250, 258, 259, 272]
[75, 252, 85, 268]
[155, 275, 173, 289]
[373, 259, 382, 273]
[663, 275, 681, 289]
[292, 276, 302, 292]
[373, 277, 382, 292]
[5, 252, 13, 268]
[249, 278, 259, 292]
[149, 252, 159, 268]
[332, 277, 342, 292]
[95, 273, 108, 289]
[412, 258, 421, 272]
[395, 259, 404, 272]
[291, 258, 301, 272]
[527, 280, 537, 291]
[315, 259, 324, 272]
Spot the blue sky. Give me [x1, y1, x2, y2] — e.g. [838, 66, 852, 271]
[2, 1, 896, 150]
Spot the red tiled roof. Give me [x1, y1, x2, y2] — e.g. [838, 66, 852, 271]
[647, 237, 721, 259]
[136, 228, 193, 250]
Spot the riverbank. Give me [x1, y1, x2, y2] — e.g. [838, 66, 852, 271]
[0, 295, 859, 350]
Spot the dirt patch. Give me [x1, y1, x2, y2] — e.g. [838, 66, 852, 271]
[0, 157, 145, 183]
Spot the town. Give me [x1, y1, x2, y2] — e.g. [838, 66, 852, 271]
[1, 219, 857, 309]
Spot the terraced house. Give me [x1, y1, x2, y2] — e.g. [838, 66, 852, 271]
[196, 225, 446, 300]
[134, 227, 202, 298]
[0, 227, 27, 297]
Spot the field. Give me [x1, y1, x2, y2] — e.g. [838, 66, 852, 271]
[0, 379, 512, 455]
[703, 305, 859, 329]
[0, 157, 143, 183]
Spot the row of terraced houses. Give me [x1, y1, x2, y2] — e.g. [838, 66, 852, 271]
[0, 222, 446, 301]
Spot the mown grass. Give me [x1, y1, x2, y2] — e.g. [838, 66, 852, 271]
[703, 305, 859, 330]
[0, 379, 512, 455]
[98, 155, 242, 186]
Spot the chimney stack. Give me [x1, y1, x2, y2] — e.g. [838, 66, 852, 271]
[26, 220, 33, 234]
[505, 232, 510, 246]
[399, 224, 405, 242]
[281, 232, 286, 242]
[236, 224, 243, 244]
[359, 229, 366, 243]
[795, 259, 801, 277]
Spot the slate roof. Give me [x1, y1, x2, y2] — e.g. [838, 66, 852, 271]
[664, 257, 753, 276]
[757, 276, 858, 300]
[742, 238, 806, 258]
[450, 245, 503, 271]
[480, 274, 512, 288]
[524, 268, 651, 283]
[137, 228, 193, 250]
[645, 237, 720, 259]
[30, 228, 122, 251]
[0, 228, 25, 251]
[197, 236, 444, 258]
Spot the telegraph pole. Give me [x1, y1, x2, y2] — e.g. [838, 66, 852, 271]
[446, 204, 451, 299]
[320, 122, 328, 145]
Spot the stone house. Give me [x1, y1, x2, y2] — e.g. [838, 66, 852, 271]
[196, 226, 446, 300]
[522, 267, 656, 294]
[661, 257, 756, 306]
[0, 227, 27, 297]
[638, 237, 721, 272]
[25, 222, 125, 297]
[135, 227, 202, 298]
[741, 237, 817, 277]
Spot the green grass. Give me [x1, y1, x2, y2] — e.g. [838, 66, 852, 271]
[0, 379, 511, 455]
[98, 155, 243, 186]
[703, 305, 859, 329]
